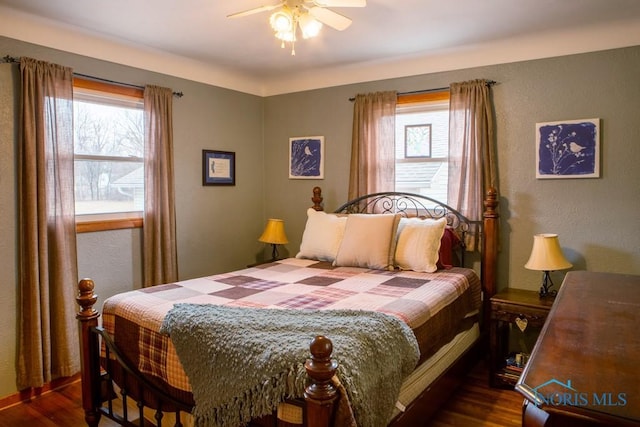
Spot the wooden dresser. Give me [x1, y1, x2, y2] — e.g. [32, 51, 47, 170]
[516, 271, 640, 427]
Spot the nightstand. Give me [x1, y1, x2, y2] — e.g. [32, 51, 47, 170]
[489, 288, 554, 388]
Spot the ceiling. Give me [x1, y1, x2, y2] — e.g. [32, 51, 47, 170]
[1, 0, 640, 96]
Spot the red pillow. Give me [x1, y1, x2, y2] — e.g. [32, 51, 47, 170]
[437, 227, 462, 270]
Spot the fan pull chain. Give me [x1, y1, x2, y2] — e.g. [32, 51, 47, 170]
[291, 14, 298, 55]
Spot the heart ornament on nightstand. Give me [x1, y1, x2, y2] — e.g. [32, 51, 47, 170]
[515, 316, 528, 332]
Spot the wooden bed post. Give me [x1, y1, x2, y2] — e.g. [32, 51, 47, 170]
[304, 336, 338, 427]
[311, 186, 324, 211]
[76, 278, 102, 427]
[482, 187, 499, 324]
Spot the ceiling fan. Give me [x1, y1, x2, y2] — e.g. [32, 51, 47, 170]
[227, 0, 367, 54]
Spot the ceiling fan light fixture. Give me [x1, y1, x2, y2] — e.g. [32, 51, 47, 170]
[229, 0, 363, 55]
[270, 9, 293, 33]
[298, 13, 323, 39]
[275, 29, 296, 42]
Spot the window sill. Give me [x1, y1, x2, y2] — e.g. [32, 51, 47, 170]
[76, 215, 143, 233]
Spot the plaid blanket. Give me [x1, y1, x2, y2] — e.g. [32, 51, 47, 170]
[102, 258, 481, 403]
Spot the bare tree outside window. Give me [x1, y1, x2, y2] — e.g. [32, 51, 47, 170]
[404, 124, 432, 158]
[73, 88, 144, 216]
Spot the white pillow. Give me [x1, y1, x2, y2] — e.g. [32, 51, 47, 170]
[395, 217, 447, 273]
[296, 208, 347, 262]
[334, 213, 401, 270]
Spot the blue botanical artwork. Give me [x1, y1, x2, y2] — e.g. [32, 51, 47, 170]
[535, 119, 600, 179]
[289, 136, 324, 179]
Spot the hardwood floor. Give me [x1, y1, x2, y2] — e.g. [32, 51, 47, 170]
[0, 361, 523, 427]
[426, 361, 523, 427]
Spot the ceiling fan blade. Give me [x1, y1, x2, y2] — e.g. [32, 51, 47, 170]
[227, 3, 281, 18]
[313, 0, 366, 7]
[309, 7, 352, 31]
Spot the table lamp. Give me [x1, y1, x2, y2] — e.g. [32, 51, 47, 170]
[525, 233, 572, 298]
[258, 218, 289, 261]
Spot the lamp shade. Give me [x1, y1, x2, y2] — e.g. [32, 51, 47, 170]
[524, 233, 572, 271]
[258, 219, 289, 245]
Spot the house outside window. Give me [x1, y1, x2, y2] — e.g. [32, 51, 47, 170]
[395, 92, 449, 204]
[73, 78, 144, 231]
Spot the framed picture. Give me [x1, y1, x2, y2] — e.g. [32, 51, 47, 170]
[535, 118, 600, 179]
[289, 136, 324, 179]
[202, 150, 235, 186]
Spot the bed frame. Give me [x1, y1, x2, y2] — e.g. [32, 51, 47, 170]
[76, 186, 499, 427]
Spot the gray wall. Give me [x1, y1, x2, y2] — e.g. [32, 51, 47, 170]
[0, 36, 266, 398]
[263, 46, 640, 293]
[0, 56, 19, 402]
[1, 34, 639, 399]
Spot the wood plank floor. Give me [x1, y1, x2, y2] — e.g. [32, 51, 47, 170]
[0, 361, 523, 426]
[426, 361, 523, 427]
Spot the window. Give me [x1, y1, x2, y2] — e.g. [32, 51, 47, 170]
[73, 78, 144, 232]
[404, 124, 432, 158]
[395, 91, 450, 203]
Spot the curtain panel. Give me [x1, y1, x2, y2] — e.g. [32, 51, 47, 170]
[448, 79, 498, 250]
[143, 85, 178, 286]
[348, 91, 398, 200]
[17, 57, 80, 389]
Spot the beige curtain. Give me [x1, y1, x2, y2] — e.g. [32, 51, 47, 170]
[143, 85, 178, 286]
[348, 91, 397, 200]
[448, 79, 498, 250]
[17, 57, 80, 389]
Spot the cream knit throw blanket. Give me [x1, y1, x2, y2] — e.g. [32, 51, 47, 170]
[160, 304, 419, 427]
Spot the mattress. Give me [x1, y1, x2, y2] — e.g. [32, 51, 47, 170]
[101, 257, 482, 407]
[394, 321, 480, 415]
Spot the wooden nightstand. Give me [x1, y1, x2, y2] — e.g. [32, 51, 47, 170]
[489, 288, 554, 388]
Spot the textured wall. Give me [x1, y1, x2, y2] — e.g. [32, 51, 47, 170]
[0, 61, 18, 403]
[263, 46, 640, 292]
[0, 36, 265, 398]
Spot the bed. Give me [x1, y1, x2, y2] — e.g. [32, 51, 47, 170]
[76, 186, 499, 427]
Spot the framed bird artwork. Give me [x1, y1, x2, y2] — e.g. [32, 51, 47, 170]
[535, 118, 600, 179]
[289, 136, 324, 179]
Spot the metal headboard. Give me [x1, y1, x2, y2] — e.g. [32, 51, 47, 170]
[333, 192, 481, 266]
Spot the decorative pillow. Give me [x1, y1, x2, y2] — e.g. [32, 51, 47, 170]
[437, 227, 462, 269]
[334, 213, 401, 270]
[296, 208, 347, 262]
[394, 217, 447, 273]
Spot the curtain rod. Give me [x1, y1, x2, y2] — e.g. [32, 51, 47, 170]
[348, 80, 496, 102]
[2, 55, 183, 98]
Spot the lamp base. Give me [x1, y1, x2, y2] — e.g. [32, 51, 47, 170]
[539, 271, 557, 298]
[270, 244, 280, 262]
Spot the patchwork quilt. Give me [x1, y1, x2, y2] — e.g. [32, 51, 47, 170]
[101, 258, 481, 403]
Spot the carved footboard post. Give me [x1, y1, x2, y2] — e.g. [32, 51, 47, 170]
[482, 187, 499, 326]
[304, 336, 338, 427]
[76, 279, 102, 427]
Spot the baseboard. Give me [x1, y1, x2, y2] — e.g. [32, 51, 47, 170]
[0, 373, 80, 411]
